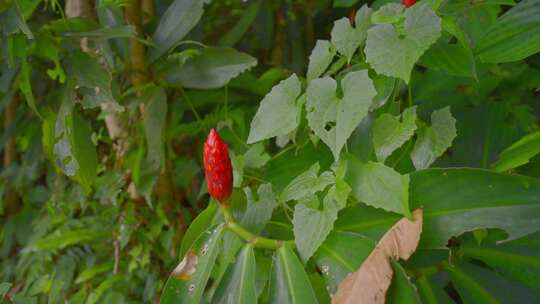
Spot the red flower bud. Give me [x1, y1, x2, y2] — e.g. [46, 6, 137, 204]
[203, 129, 233, 203]
[402, 0, 416, 7]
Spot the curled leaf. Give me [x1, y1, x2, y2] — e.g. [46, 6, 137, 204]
[332, 209, 423, 304]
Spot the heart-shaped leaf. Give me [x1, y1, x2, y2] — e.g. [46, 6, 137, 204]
[365, 3, 441, 83]
[306, 70, 376, 160]
[373, 106, 417, 162]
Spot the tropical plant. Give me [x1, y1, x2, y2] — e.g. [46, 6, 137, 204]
[1, 0, 540, 303]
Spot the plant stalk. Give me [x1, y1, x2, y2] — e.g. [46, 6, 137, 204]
[219, 203, 293, 250]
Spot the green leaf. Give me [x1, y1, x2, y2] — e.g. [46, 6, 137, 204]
[19, 58, 40, 118]
[460, 240, 540, 293]
[63, 25, 135, 40]
[32, 229, 108, 250]
[313, 231, 375, 293]
[410, 168, 540, 248]
[387, 261, 422, 304]
[247, 74, 301, 144]
[330, 5, 371, 62]
[242, 184, 277, 234]
[75, 263, 114, 284]
[161, 224, 225, 304]
[178, 202, 219, 258]
[143, 86, 168, 172]
[53, 86, 98, 191]
[411, 107, 456, 170]
[306, 70, 376, 160]
[476, 0, 540, 63]
[347, 159, 411, 217]
[373, 106, 417, 162]
[447, 262, 540, 304]
[280, 163, 334, 203]
[307, 40, 336, 82]
[0, 282, 13, 299]
[293, 193, 339, 262]
[66, 50, 122, 112]
[334, 203, 401, 240]
[211, 245, 257, 304]
[420, 39, 477, 78]
[219, 0, 261, 47]
[149, 0, 208, 61]
[365, 3, 441, 83]
[268, 245, 319, 304]
[492, 130, 540, 172]
[416, 276, 454, 304]
[163, 47, 257, 89]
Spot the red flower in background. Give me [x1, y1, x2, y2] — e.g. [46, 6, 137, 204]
[402, 0, 416, 7]
[203, 129, 233, 203]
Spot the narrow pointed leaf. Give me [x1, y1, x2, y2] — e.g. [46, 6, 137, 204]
[268, 245, 319, 304]
[161, 224, 225, 304]
[212, 244, 257, 304]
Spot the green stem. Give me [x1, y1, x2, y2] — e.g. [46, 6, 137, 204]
[219, 204, 293, 250]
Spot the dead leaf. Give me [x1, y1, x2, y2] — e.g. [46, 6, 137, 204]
[332, 208, 423, 304]
[172, 250, 198, 280]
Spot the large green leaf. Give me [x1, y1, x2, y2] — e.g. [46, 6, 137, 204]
[347, 159, 411, 217]
[373, 106, 417, 162]
[365, 3, 441, 83]
[476, 0, 540, 63]
[387, 261, 422, 304]
[416, 276, 454, 304]
[447, 262, 540, 304]
[161, 224, 225, 304]
[420, 39, 477, 78]
[460, 237, 540, 293]
[410, 107, 456, 170]
[211, 244, 257, 304]
[178, 202, 219, 258]
[149, 0, 208, 61]
[334, 202, 401, 240]
[247, 74, 301, 144]
[306, 70, 376, 160]
[313, 231, 375, 294]
[307, 40, 335, 82]
[268, 245, 318, 304]
[410, 168, 540, 249]
[492, 130, 540, 172]
[163, 47, 257, 89]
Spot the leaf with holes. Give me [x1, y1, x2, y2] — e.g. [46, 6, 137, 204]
[161, 224, 224, 304]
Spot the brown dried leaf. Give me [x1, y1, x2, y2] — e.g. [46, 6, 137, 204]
[332, 208, 423, 304]
[172, 250, 198, 280]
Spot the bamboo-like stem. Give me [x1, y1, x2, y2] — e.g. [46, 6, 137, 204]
[219, 203, 294, 250]
[125, 0, 148, 91]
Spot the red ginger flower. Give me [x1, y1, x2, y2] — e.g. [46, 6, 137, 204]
[402, 0, 416, 7]
[203, 128, 233, 203]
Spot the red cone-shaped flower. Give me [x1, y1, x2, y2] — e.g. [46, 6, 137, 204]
[203, 128, 233, 203]
[402, 0, 416, 7]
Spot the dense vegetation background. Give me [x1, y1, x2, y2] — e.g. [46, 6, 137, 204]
[1, 0, 540, 303]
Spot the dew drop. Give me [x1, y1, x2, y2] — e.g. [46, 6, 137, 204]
[188, 284, 195, 293]
[321, 265, 330, 275]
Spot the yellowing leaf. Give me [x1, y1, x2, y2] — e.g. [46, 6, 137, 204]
[332, 209, 423, 304]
